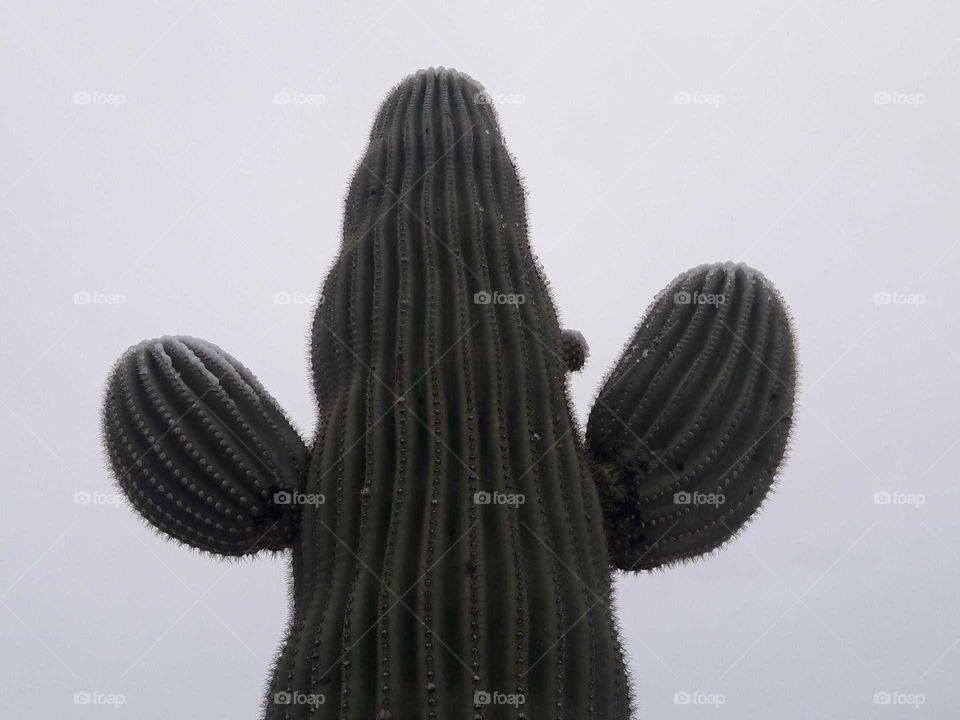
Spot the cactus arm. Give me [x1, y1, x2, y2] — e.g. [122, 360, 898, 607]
[101, 335, 310, 556]
[586, 262, 797, 571]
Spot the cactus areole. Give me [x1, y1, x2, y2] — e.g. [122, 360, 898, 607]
[102, 67, 796, 719]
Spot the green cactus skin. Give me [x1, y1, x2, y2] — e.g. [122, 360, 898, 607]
[103, 336, 309, 554]
[586, 263, 796, 571]
[101, 68, 797, 719]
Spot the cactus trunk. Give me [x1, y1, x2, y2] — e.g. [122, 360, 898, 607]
[267, 68, 631, 719]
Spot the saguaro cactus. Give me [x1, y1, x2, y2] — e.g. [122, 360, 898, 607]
[102, 67, 796, 719]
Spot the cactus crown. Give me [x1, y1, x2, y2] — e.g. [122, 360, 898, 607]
[313, 67, 565, 408]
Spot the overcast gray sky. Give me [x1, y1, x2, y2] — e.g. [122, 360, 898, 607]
[2, 1, 958, 717]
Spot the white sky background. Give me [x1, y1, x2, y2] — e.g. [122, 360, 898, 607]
[2, 1, 958, 717]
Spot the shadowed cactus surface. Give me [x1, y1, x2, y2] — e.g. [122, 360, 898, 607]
[102, 67, 797, 719]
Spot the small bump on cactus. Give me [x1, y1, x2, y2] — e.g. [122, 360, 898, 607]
[586, 262, 796, 571]
[102, 335, 309, 555]
[561, 328, 589, 371]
